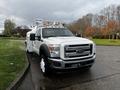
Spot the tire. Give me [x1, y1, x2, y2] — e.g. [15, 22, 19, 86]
[26, 49, 33, 54]
[40, 54, 50, 76]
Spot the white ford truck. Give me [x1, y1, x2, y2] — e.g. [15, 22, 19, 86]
[26, 21, 96, 75]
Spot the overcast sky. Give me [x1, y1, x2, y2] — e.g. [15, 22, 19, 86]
[0, 0, 120, 29]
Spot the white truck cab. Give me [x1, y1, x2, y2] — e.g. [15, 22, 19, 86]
[26, 21, 96, 75]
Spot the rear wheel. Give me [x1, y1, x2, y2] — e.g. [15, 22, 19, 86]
[26, 43, 33, 54]
[26, 49, 33, 54]
[40, 54, 50, 76]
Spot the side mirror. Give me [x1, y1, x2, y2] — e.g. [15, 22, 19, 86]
[30, 33, 35, 41]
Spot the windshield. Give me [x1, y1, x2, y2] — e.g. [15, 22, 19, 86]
[42, 28, 74, 38]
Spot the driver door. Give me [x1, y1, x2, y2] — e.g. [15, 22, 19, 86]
[34, 29, 42, 54]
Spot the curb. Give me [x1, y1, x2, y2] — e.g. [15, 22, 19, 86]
[6, 53, 30, 90]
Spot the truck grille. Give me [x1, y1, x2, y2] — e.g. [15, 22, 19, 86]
[64, 44, 93, 58]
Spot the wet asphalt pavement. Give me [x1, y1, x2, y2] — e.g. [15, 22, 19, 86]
[18, 46, 120, 90]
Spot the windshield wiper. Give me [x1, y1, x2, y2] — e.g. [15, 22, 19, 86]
[44, 35, 56, 38]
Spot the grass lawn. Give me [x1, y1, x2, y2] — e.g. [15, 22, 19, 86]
[0, 38, 26, 90]
[92, 39, 120, 46]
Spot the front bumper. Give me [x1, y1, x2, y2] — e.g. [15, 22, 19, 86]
[48, 54, 96, 70]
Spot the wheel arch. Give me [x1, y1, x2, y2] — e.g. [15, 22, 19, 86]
[39, 44, 50, 58]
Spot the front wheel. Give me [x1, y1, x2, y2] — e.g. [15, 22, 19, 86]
[40, 55, 50, 76]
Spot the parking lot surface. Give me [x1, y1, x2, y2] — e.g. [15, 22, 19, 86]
[18, 46, 120, 90]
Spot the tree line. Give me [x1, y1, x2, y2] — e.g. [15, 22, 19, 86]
[3, 19, 30, 37]
[68, 4, 120, 39]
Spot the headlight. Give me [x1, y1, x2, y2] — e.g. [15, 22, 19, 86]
[48, 44, 60, 58]
[93, 43, 96, 54]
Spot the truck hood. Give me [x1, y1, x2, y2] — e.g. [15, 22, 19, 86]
[43, 37, 93, 45]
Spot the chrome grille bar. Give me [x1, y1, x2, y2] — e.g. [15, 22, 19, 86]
[64, 44, 93, 58]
